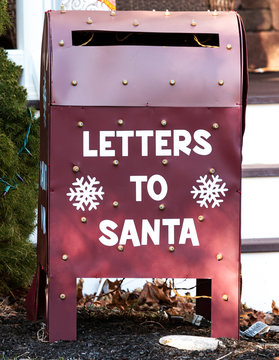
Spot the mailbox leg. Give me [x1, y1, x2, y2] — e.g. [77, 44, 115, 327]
[211, 272, 240, 339]
[48, 276, 77, 342]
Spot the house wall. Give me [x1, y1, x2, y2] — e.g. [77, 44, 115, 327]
[237, 0, 279, 69]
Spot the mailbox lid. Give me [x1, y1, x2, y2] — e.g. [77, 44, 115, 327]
[48, 10, 245, 107]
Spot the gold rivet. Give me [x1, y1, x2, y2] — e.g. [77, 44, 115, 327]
[87, 17, 93, 24]
[133, 19, 139, 26]
[77, 121, 84, 128]
[122, 79, 128, 86]
[113, 160, 119, 166]
[72, 80, 78, 86]
[62, 254, 68, 261]
[60, 293, 66, 300]
[59, 40, 64, 47]
[198, 215, 204, 222]
[209, 168, 216, 174]
[113, 201, 119, 207]
[218, 80, 224, 86]
[162, 159, 168, 166]
[169, 80, 176, 86]
[212, 123, 219, 130]
[217, 253, 223, 261]
[81, 217, 87, 223]
[73, 165, 79, 173]
[191, 19, 197, 26]
[117, 245, 124, 252]
[161, 120, 167, 126]
[110, 9, 116, 16]
[222, 294, 229, 301]
[117, 119, 124, 126]
[159, 204, 165, 211]
[169, 246, 175, 252]
[226, 44, 232, 50]
[165, 9, 170, 16]
[60, 4, 66, 13]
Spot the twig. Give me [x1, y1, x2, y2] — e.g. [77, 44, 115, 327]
[15, 351, 29, 359]
[140, 320, 166, 329]
[216, 352, 233, 360]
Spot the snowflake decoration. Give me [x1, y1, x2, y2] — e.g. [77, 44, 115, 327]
[67, 175, 104, 211]
[191, 174, 228, 208]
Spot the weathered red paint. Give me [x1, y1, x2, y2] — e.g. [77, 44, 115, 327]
[26, 10, 247, 342]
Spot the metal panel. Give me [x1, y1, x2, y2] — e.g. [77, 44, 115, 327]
[50, 10, 242, 107]
[47, 105, 241, 341]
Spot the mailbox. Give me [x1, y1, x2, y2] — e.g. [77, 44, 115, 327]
[26, 9, 248, 342]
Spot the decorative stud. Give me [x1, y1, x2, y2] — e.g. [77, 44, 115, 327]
[87, 17, 93, 24]
[62, 254, 68, 261]
[212, 123, 219, 130]
[222, 294, 229, 301]
[169, 246, 175, 252]
[113, 201, 119, 207]
[110, 9, 116, 16]
[198, 215, 204, 222]
[81, 217, 87, 223]
[165, 9, 170, 16]
[117, 245, 124, 252]
[212, 10, 219, 16]
[72, 80, 78, 86]
[218, 80, 224, 86]
[169, 80, 176, 86]
[73, 165, 79, 173]
[60, 4, 66, 13]
[209, 168, 216, 175]
[77, 121, 84, 128]
[162, 159, 168, 166]
[216, 253, 223, 261]
[113, 160, 119, 166]
[59, 40, 64, 47]
[191, 19, 197, 26]
[60, 293, 66, 300]
[159, 204, 165, 211]
[133, 19, 139, 26]
[226, 44, 232, 50]
[117, 119, 124, 126]
[122, 79, 128, 86]
[161, 119, 167, 126]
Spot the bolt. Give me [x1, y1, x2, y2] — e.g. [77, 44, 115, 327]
[117, 245, 124, 252]
[159, 204, 165, 211]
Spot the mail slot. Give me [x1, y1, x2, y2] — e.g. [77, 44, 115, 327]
[26, 9, 248, 342]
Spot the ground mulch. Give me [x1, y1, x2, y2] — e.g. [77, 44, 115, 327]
[1, 294, 279, 360]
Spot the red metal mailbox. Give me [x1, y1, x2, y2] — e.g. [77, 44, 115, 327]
[26, 9, 247, 342]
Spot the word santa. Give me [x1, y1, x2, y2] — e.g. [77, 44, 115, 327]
[99, 218, 200, 247]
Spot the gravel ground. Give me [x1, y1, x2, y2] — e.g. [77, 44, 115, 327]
[1, 302, 279, 360]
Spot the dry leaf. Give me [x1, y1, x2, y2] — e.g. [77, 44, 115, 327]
[272, 300, 279, 315]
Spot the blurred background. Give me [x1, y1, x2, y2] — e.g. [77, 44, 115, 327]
[1, 0, 279, 312]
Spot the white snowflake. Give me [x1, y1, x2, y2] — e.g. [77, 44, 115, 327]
[67, 175, 104, 211]
[191, 174, 228, 208]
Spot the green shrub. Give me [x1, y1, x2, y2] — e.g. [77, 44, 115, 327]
[0, 4, 40, 294]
